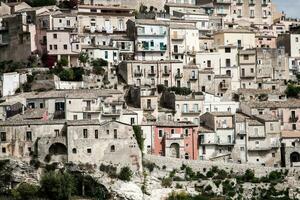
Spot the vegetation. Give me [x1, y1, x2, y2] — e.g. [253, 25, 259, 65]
[99, 164, 117, 178]
[91, 58, 107, 75]
[118, 166, 133, 182]
[161, 177, 172, 188]
[285, 84, 300, 98]
[133, 125, 144, 152]
[143, 161, 159, 173]
[40, 171, 74, 200]
[11, 183, 40, 200]
[79, 52, 89, 67]
[167, 191, 218, 200]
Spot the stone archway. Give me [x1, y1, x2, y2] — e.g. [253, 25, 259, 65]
[170, 143, 180, 158]
[49, 143, 67, 155]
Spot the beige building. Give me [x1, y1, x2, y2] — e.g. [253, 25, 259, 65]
[67, 120, 142, 171]
[238, 49, 257, 89]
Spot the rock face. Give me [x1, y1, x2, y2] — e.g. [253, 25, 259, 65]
[111, 182, 144, 200]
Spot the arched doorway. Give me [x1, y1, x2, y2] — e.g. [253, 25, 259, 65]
[290, 152, 300, 166]
[49, 143, 67, 155]
[170, 143, 180, 158]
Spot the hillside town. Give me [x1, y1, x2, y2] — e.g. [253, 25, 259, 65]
[0, 0, 300, 199]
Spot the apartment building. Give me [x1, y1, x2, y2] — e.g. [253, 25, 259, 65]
[233, 113, 281, 167]
[127, 19, 169, 61]
[151, 121, 199, 160]
[238, 49, 257, 89]
[118, 60, 183, 87]
[199, 112, 235, 161]
[214, 29, 256, 50]
[240, 99, 300, 132]
[170, 23, 199, 65]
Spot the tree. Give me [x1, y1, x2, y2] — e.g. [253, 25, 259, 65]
[285, 84, 300, 98]
[11, 183, 40, 200]
[133, 126, 144, 152]
[79, 52, 89, 67]
[91, 59, 107, 75]
[57, 57, 68, 67]
[40, 171, 75, 200]
[118, 167, 133, 181]
[59, 69, 74, 81]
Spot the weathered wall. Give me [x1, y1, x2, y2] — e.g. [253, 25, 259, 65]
[144, 154, 300, 178]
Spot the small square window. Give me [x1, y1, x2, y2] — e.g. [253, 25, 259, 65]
[53, 34, 57, 39]
[2, 147, 6, 153]
[87, 148, 91, 153]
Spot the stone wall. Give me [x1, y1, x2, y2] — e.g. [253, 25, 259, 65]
[144, 154, 300, 178]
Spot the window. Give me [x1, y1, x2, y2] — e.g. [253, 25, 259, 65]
[185, 129, 189, 136]
[54, 45, 57, 50]
[207, 60, 211, 68]
[270, 123, 274, 131]
[130, 118, 135, 125]
[87, 148, 91, 153]
[73, 115, 77, 120]
[185, 153, 189, 159]
[55, 129, 59, 137]
[0, 132, 6, 142]
[114, 129, 117, 139]
[251, 68, 254, 73]
[72, 148, 77, 154]
[293, 124, 296, 130]
[63, 44, 67, 50]
[40, 103, 44, 108]
[208, 75, 211, 81]
[225, 47, 231, 53]
[53, 34, 57, 39]
[49, 45, 52, 50]
[150, 40, 154, 47]
[110, 145, 115, 152]
[26, 131, 32, 141]
[244, 55, 249, 60]
[83, 129, 88, 138]
[240, 147, 245, 151]
[202, 146, 206, 154]
[296, 37, 299, 43]
[2, 147, 6, 153]
[272, 152, 275, 157]
[106, 130, 109, 135]
[95, 130, 98, 139]
[240, 136, 244, 140]
[159, 130, 163, 137]
[171, 129, 175, 134]
[226, 59, 231, 67]
[105, 51, 108, 59]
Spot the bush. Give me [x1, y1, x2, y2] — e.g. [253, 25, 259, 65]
[285, 84, 300, 98]
[40, 171, 74, 200]
[118, 167, 133, 181]
[11, 182, 40, 200]
[143, 161, 158, 172]
[204, 184, 212, 192]
[175, 183, 183, 189]
[99, 164, 117, 178]
[161, 177, 172, 188]
[167, 86, 192, 96]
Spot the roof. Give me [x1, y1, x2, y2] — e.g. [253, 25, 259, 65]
[235, 112, 249, 122]
[215, 29, 254, 34]
[237, 88, 285, 95]
[254, 114, 279, 122]
[155, 120, 197, 127]
[26, 89, 122, 100]
[247, 118, 263, 126]
[282, 131, 300, 138]
[135, 19, 169, 26]
[246, 99, 300, 109]
[198, 126, 214, 133]
[208, 112, 233, 117]
[122, 60, 182, 64]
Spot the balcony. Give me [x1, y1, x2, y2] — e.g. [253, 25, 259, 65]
[190, 76, 198, 81]
[102, 109, 121, 117]
[148, 70, 156, 77]
[171, 34, 184, 41]
[162, 70, 170, 76]
[144, 106, 156, 111]
[215, 0, 231, 4]
[134, 70, 143, 77]
[83, 107, 101, 112]
[220, 82, 229, 90]
[261, 1, 268, 6]
[175, 73, 183, 79]
[236, 0, 243, 5]
[138, 30, 167, 37]
[241, 74, 255, 78]
[289, 116, 299, 123]
[136, 43, 167, 52]
[182, 110, 201, 115]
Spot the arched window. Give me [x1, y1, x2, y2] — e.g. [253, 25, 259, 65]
[110, 145, 115, 152]
[72, 148, 77, 154]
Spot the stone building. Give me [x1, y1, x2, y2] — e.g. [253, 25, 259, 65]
[67, 120, 142, 171]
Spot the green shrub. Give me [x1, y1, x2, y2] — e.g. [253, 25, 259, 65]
[175, 183, 183, 189]
[143, 161, 158, 172]
[99, 164, 117, 178]
[11, 182, 40, 200]
[118, 167, 133, 182]
[133, 126, 144, 152]
[161, 177, 172, 188]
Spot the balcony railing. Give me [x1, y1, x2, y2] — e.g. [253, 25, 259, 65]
[102, 109, 121, 116]
[289, 116, 299, 123]
[182, 110, 201, 115]
[215, 0, 231, 4]
[144, 106, 156, 111]
[220, 82, 229, 90]
[148, 70, 156, 76]
[134, 70, 143, 77]
[175, 73, 183, 79]
[162, 70, 170, 76]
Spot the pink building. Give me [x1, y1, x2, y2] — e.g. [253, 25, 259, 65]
[152, 121, 198, 160]
[256, 35, 277, 48]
